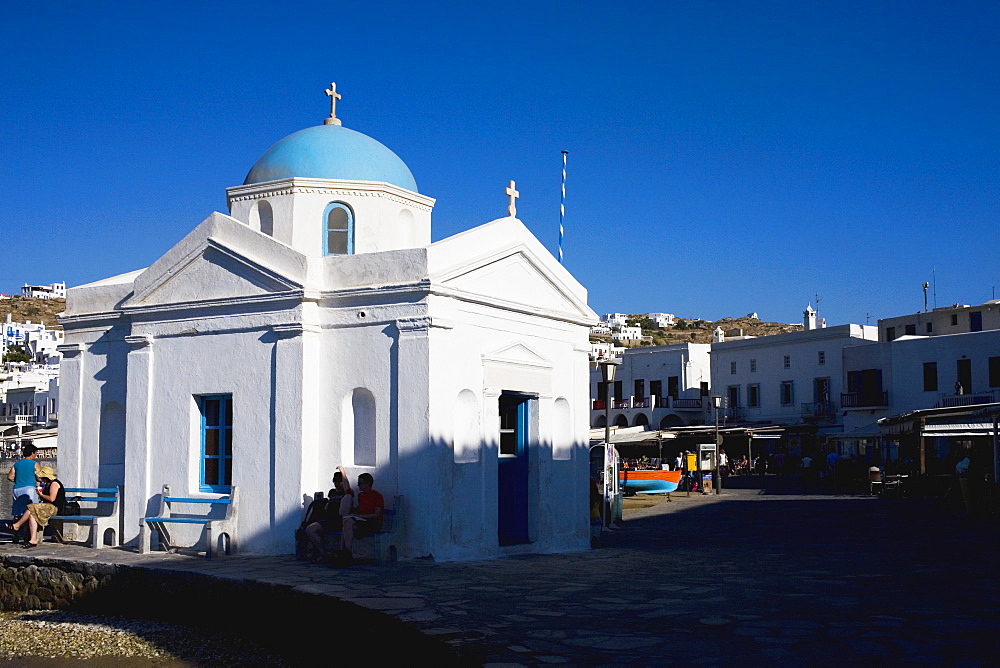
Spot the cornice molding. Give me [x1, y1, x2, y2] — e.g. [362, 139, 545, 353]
[226, 177, 435, 211]
[56, 344, 83, 358]
[125, 335, 153, 350]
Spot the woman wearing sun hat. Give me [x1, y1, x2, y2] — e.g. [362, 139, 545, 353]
[10, 466, 65, 547]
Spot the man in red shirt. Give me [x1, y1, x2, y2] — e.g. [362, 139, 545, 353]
[339, 472, 384, 564]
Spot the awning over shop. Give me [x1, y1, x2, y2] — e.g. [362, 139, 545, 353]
[922, 422, 998, 438]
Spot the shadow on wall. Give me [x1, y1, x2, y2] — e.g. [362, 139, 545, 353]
[135, 430, 591, 560]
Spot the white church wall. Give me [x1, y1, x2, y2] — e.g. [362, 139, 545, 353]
[227, 179, 434, 257]
[115, 325, 288, 552]
[421, 304, 591, 562]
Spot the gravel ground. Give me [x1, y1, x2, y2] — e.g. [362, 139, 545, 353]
[0, 610, 291, 666]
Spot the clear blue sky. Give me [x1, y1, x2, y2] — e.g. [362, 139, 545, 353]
[2, 1, 997, 326]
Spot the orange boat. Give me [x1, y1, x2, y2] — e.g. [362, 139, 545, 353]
[619, 468, 682, 495]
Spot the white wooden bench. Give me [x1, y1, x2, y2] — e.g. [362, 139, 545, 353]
[50, 486, 121, 548]
[139, 484, 238, 558]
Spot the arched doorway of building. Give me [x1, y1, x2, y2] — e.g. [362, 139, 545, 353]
[659, 414, 684, 429]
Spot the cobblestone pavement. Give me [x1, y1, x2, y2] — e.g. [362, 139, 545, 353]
[2, 486, 998, 666]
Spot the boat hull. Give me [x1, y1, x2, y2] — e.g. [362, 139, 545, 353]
[619, 469, 682, 495]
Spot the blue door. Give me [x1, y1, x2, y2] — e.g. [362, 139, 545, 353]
[498, 393, 530, 545]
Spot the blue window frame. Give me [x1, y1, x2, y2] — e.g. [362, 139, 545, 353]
[323, 202, 354, 255]
[199, 394, 233, 493]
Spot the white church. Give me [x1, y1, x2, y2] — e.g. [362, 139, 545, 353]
[57, 85, 598, 560]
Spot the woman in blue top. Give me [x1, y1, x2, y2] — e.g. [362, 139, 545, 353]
[7, 444, 40, 521]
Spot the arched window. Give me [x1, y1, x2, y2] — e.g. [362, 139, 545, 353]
[324, 202, 354, 255]
[342, 388, 375, 466]
[258, 200, 273, 237]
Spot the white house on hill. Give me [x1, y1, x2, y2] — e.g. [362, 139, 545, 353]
[58, 88, 597, 560]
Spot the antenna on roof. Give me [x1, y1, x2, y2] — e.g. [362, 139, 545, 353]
[932, 267, 937, 309]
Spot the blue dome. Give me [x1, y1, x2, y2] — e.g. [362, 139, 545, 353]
[244, 124, 418, 192]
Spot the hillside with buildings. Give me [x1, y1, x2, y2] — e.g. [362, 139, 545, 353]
[591, 313, 803, 347]
[0, 297, 65, 329]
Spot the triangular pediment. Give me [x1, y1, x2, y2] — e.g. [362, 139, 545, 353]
[482, 342, 553, 369]
[128, 240, 301, 307]
[429, 218, 597, 323]
[124, 212, 307, 309]
[438, 249, 591, 318]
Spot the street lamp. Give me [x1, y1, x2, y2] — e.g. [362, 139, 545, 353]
[597, 357, 620, 529]
[711, 395, 723, 495]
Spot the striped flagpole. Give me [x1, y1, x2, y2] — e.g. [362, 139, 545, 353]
[559, 150, 568, 264]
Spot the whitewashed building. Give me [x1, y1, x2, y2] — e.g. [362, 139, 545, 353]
[58, 89, 597, 560]
[878, 300, 1000, 341]
[710, 314, 877, 429]
[590, 342, 711, 429]
[601, 313, 629, 329]
[21, 282, 66, 299]
[613, 325, 644, 342]
[2, 316, 64, 364]
[841, 328, 1000, 430]
[645, 312, 675, 328]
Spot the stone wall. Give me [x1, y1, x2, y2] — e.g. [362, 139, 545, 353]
[0, 553, 461, 663]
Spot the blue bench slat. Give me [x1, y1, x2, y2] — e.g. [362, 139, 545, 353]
[163, 497, 231, 504]
[64, 488, 118, 494]
[52, 515, 100, 521]
[67, 496, 116, 502]
[145, 517, 212, 524]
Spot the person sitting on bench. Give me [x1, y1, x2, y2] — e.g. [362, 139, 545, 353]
[304, 466, 353, 562]
[338, 472, 384, 565]
[11, 466, 65, 548]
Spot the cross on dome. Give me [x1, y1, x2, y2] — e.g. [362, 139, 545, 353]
[506, 180, 519, 217]
[324, 82, 342, 126]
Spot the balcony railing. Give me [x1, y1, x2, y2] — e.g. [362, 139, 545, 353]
[672, 398, 704, 410]
[941, 389, 1000, 407]
[0, 415, 31, 426]
[592, 400, 606, 411]
[841, 392, 888, 408]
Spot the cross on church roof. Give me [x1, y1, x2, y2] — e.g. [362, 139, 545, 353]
[324, 82, 342, 126]
[506, 180, 519, 217]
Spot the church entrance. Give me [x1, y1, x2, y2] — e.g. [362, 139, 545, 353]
[498, 392, 531, 546]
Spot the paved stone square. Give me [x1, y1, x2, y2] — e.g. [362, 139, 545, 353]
[2, 485, 998, 666]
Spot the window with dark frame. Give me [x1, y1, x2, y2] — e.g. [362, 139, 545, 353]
[923, 362, 938, 392]
[780, 381, 794, 406]
[199, 394, 233, 493]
